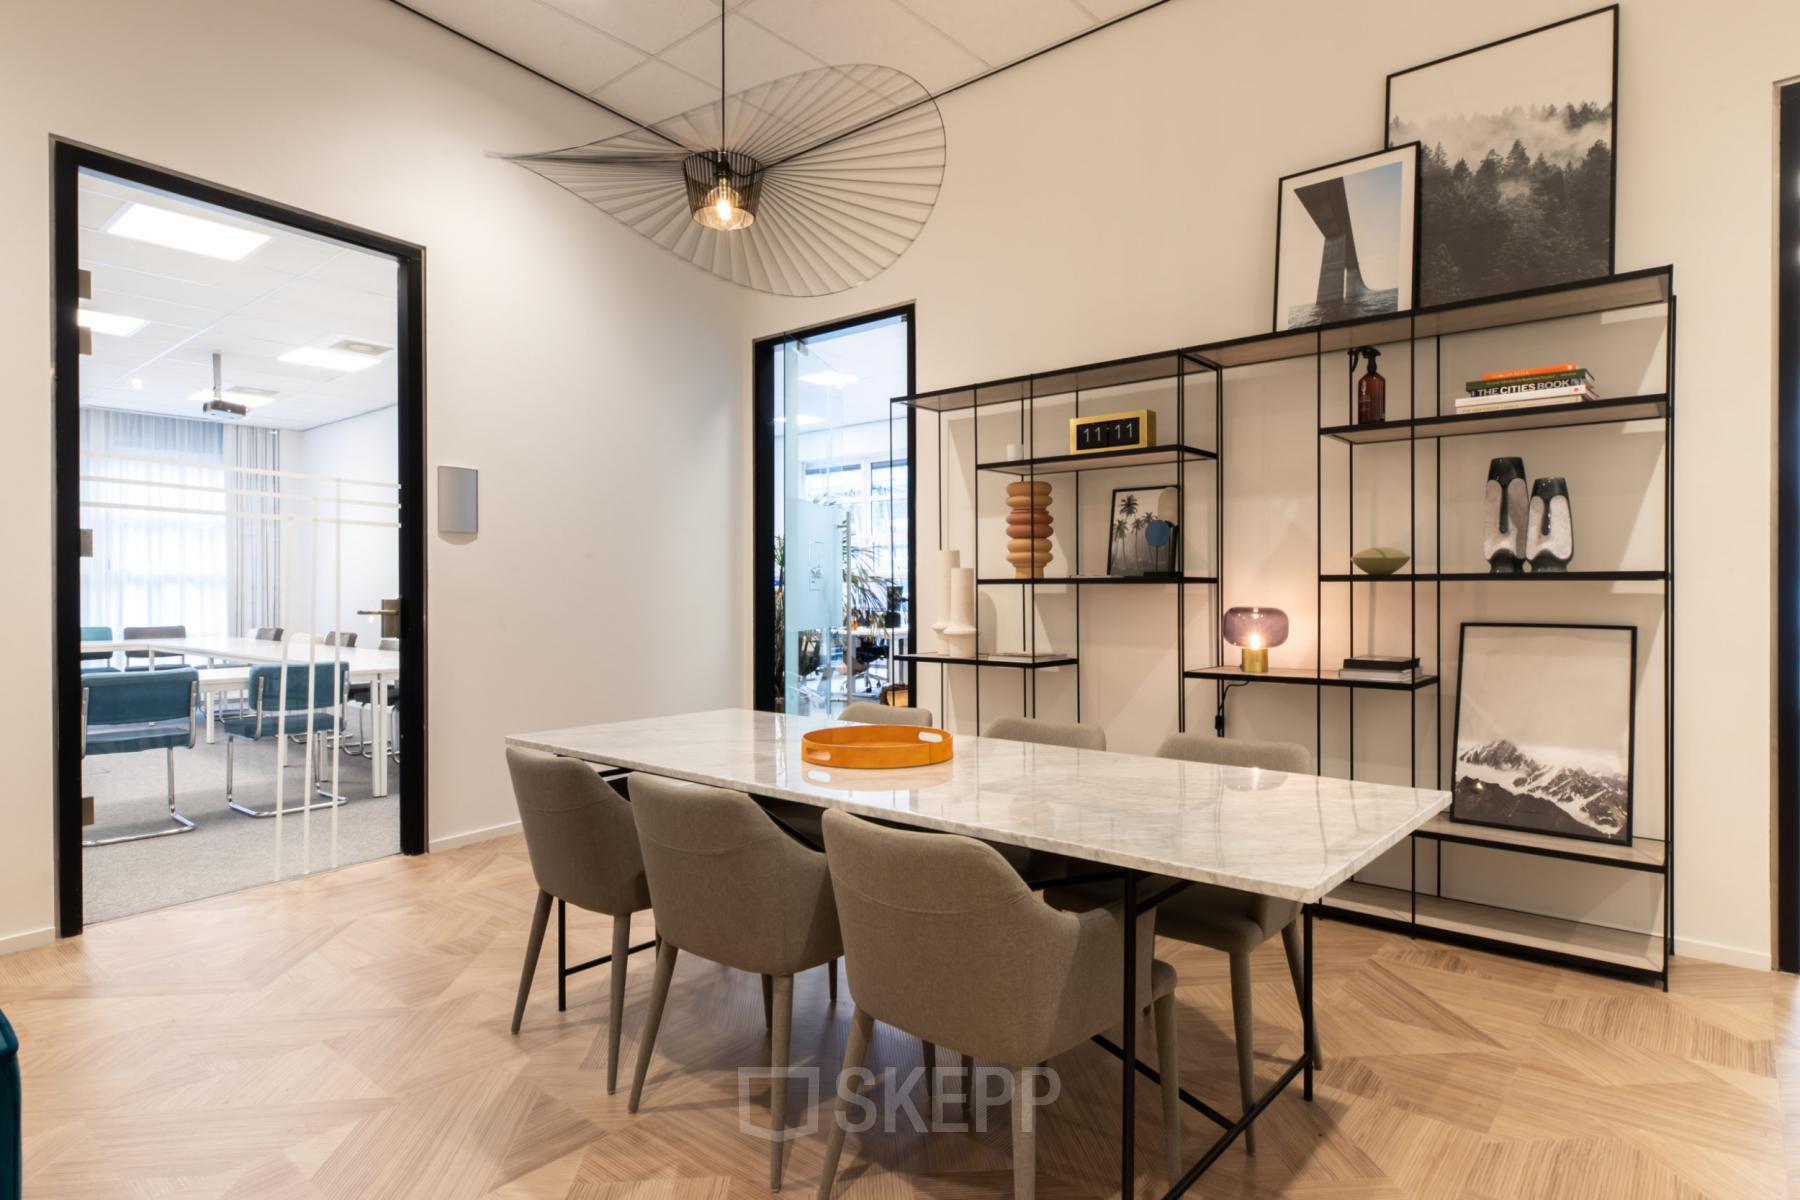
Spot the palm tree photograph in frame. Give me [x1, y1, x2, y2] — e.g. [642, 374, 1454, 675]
[1450, 623, 1636, 845]
[1386, 6, 1617, 307]
[1107, 486, 1179, 577]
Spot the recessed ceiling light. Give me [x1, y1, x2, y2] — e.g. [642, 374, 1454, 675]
[129, 377, 144, 391]
[799, 370, 857, 387]
[76, 309, 146, 336]
[105, 202, 270, 262]
[187, 386, 278, 409]
[279, 347, 381, 372]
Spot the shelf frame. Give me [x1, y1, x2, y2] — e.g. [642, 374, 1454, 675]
[1185, 665, 1439, 692]
[1321, 393, 1668, 444]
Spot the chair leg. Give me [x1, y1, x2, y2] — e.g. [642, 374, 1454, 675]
[1011, 1064, 1037, 1200]
[511, 890, 553, 1035]
[1228, 949, 1257, 1155]
[1153, 992, 1182, 1185]
[769, 974, 793, 1191]
[922, 1040, 936, 1122]
[816, 1004, 875, 1200]
[762, 973, 774, 1030]
[628, 940, 679, 1114]
[557, 899, 567, 1013]
[1281, 921, 1323, 1069]
[607, 915, 631, 1094]
[828, 957, 839, 1002]
[960, 1054, 975, 1109]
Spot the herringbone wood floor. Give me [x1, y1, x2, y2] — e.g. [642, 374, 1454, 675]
[4, 834, 1797, 1199]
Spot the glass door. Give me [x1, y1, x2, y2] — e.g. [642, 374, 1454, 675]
[760, 310, 912, 716]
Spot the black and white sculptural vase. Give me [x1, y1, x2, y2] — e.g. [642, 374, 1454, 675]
[1526, 476, 1574, 572]
[1483, 457, 1528, 574]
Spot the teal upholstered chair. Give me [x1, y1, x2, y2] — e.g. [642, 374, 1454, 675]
[81, 668, 199, 846]
[0, 1007, 17, 1200]
[122, 624, 187, 671]
[79, 625, 116, 673]
[222, 661, 348, 818]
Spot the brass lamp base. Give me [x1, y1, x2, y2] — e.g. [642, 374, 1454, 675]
[1240, 647, 1269, 674]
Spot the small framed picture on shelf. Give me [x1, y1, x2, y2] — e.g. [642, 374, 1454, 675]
[1273, 142, 1420, 332]
[1106, 485, 1179, 577]
[1450, 622, 1636, 845]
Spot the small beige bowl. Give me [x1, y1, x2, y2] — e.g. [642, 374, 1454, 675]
[1352, 547, 1410, 576]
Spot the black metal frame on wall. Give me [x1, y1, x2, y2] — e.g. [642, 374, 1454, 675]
[751, 305, 916, 714]
[902, 266, 1677, 989]
[1778, 81, 1800, 976]
[51, 140, 429, 937]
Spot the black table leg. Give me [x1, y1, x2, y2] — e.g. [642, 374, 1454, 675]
[1121, 868, 1138, 1197]
[1303, 904, 1314, 1102]
[557, 898, 567, 1012]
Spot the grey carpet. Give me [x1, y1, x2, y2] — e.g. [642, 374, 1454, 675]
[82, 728, 401, 925]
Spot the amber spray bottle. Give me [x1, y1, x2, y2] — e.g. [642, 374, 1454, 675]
[1355, 346, 1386, 424]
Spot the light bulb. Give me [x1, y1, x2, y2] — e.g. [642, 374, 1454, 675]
[694, 178, 754, 231]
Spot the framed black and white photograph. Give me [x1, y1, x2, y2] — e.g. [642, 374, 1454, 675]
[1273, 143, 1419, 332]
[1386, 5, 1618, 307]
[1106, 485, 1179, 577]
[1451, 622, 1636, 845]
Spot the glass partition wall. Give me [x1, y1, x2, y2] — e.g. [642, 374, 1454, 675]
[757, 309, 914, 716]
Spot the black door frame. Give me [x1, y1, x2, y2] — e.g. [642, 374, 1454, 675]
[752, 305, 916, 713]
[52, 139, 429, 937]
[1779, 84, 1800, 973]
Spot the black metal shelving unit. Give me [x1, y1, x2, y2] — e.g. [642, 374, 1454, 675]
[893, 267, 1676, 989]
[892, 350, 1221, 734]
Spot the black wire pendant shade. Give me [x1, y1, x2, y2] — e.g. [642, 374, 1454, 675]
[502, 63, 946, 296]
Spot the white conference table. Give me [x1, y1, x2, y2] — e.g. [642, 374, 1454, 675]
[507, 707, 1449, 1197]
[82, 637, 401, 796]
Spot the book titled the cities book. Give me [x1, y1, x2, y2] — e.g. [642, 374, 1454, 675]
[1457, 363, 1599, 414]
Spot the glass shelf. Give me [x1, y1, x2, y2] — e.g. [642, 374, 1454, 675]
[1321, 394, 1668, 445]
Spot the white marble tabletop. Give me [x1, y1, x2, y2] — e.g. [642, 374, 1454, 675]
[507, 708, 1449, 903]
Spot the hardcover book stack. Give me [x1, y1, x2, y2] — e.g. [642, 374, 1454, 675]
[1456, 362, 1598, 414]
[1339, 654, 1422, 683]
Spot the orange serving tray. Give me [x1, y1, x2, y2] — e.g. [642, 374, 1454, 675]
[801, 724, 954, 769]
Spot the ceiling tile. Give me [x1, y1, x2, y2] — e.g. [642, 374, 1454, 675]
[543, 0, 721, 54]
[408, 0, 646, 91]
[738, 0, 986, 92]
[659, 13, 824, 92]
[595, 57, 722, 125]
[893, 0, 1091, 68]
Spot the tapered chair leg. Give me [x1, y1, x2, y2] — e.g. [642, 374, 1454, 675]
[1153, 991, 1182, 1185]
[762, 973, 774, 1030]
[1011, 1064, 1037, 1200]
[1280, 921, 1323, 1069]
[828, 958, 838, 1002]
[607, 915, 632, 1093]
[922, 1040, 936, 1121]
[1228, 949, 1257, 1155]
[628, 941, 679, 1114]
[769, 974, 794, 1190]
[816, 1004, 875, 1200]
[511, 890, 554, 1035]
[960, 1054, 975, 1110]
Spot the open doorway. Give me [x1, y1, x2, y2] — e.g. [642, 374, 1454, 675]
[52, 143, 427, 935]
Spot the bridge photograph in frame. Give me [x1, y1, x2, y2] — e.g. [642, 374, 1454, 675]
[1273, 142, 1420, 332]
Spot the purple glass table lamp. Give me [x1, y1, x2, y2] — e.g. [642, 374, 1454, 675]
[1223, 606, 1288, 674]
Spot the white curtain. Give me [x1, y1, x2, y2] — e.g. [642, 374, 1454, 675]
[79, 410, 281, 638]
[225, 423, 282, 636]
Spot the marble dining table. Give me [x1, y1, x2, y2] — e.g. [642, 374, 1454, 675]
[506, 707, 1450, 1198]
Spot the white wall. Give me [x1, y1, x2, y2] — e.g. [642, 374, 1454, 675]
[741, 0, 1798, 969]
[0, 0, 746, 951]
[279, 409, 402, 643]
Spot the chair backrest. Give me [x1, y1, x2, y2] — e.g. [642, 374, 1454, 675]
[321, 631, 357, 647]
[838, 701, 935, 727]
[378, 638, 399, 651]
[84, 668, 197, 728]
[79, 626, 112, 663]
[1155, 733, 1311, 774]
[823, 808, 1116, 1064]
[247, 661, 346, 716]
[122, 625, 185, 666]
[505, 748, 647, 917]
[983, 716, 1107, 751]
[253, 627, 284, 641]
[628, 775, 838, 976]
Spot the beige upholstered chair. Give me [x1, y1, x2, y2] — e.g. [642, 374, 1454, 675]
[982, 715, 1106, 751]
[505, 748, 652, 1096]
[626, 776, 844, 1190]
[1151, 732, 1322, 1153]
[837, 700, 934, 726]
[817, 809, 1182, 1199]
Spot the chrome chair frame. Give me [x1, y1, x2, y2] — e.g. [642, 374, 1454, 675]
[225, 667, 349, 819]
[80, 678, 199, 847]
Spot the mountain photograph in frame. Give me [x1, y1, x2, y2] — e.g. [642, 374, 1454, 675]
[1386, 6, 1617, 307]
[1451, 622, 1636, 845]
